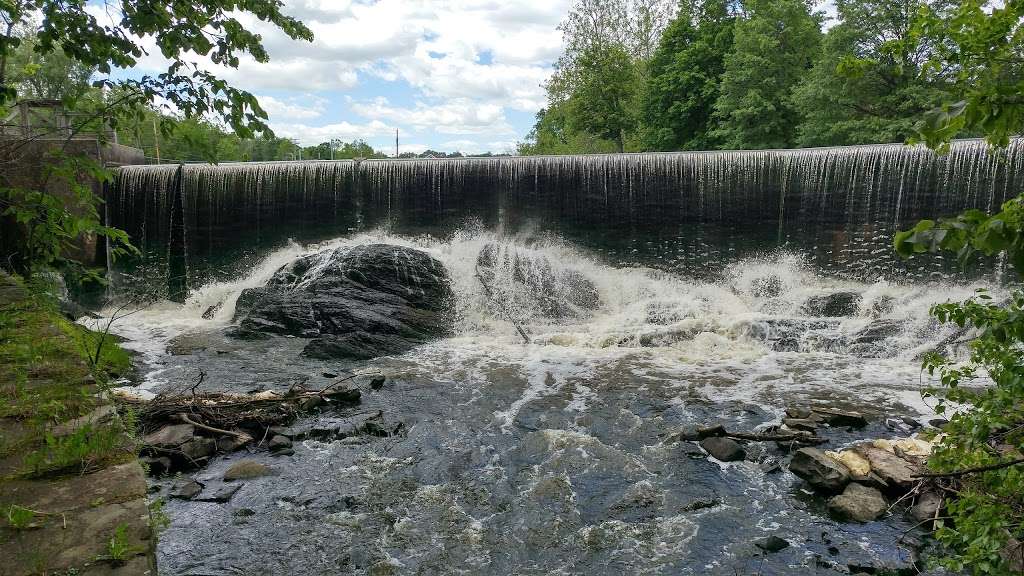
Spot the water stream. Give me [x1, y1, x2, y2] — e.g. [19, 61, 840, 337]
[94, 226, 991, 575]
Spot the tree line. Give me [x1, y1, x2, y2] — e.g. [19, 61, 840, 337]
[519, 0, 1020, 155]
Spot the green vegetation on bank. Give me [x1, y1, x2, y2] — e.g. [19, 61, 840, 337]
[0, 274, 132, 479]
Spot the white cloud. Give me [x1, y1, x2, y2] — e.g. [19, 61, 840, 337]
[94, 0, 571, 151]
[269, 119, 393, 145]
[351, 97, 514, 135]
[257, 95, 328, 120]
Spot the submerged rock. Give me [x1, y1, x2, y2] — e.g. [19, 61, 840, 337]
[755, 535, 790, 553]
[700, 437, 745, 462]
[789, 448, 851, 492]
[233, 244, 455, 360]
[802, 291, 861, 317]
[828, 483, 888, 522]
[476, 242, 600, 319]
[224, 460, 273, 481]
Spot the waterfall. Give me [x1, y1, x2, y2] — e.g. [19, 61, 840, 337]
[108, 140, 1024, 295]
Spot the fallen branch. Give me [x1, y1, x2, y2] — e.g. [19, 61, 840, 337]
[913, 457, 1024, 478]
[726, 431, 828, 445]
[475, 263, 531, 344]
[176, 413, 253, 444]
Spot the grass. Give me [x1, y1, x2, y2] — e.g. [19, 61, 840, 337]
[0, 273, 135, 478]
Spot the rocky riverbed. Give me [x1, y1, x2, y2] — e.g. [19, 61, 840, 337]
[94, 233, 991, 575]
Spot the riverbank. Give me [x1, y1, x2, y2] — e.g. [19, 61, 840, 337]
[0, 272, 155, 575]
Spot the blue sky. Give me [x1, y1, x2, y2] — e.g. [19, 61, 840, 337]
[105, 0, 837, 155]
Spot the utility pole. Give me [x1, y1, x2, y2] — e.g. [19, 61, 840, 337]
[152, 115, 161, 164]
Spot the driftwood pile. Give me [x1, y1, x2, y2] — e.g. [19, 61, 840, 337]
[119, 373, 372, 473]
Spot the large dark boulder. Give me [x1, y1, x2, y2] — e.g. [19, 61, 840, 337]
[233, 244, 454, 360]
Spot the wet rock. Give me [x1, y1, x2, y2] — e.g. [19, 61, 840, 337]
[166, 332, 210, 355]
[755, 535, 790, 553]
[180, 437, 217, 462]
[272, 448, 295, 457]
[224, 460, 273, 481]
[786, 407, 813, 419]
[267, 435, 293, 452]
[197, 483, 242, 503]
[370, 375, 386, 390]
[363, 413, 402, 437]
[303, 333, 414, 360]
[789, 448, 851, 492]
[216, 435, 250, 453]
[782, 418, 819, 432]
[813, 408, 868, 428]
[802, 291, 862, 317]
[852, 445, 917, 491]
[927, 418, 949, 429]
[680, 496, 721, 511]
[141, 456, 172, 476]
[851, 319, 904, 344]
[700, 437, 745, 462]
[143, 424, 194, 449]
[910, 491, 943, 523]
[901, 416, 920, 429]
[678, 442, 707, 459]
[828, 483, 888, 522]
[234, 244, 455, 360]
[170, 479, 203, 500]
[697, 424, 726, 438]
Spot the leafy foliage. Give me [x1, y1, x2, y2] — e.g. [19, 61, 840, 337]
[907, 0, 1024, 150]
[711, 0, 822, 149]
[0, 0, 313, 278]
[896, 195, 1024, 574]
[639, 0, 734, 151]
[791, 0, 949, 147]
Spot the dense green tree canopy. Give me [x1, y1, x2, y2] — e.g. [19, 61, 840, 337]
[711, 0, 822, 149]
[791, 0, 948, 146]
[640, 0, 735, 151]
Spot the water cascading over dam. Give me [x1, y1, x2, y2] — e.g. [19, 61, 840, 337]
[107, 139, 1024, 295]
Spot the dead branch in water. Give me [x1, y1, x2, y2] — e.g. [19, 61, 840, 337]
[725, 431, 828, 445]
[122, 373, 366, 435]
[475, 263, 531, 344]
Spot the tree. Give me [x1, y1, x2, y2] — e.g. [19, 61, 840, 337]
[4, 25, 94, 102]
[0, 1, 313, 277]
[791, 0, 950, 147]
[904, 0, 1024, 150]
[521, 0, 674, 154]
[564, 44, 639, 152]
[640, 0, 735, 151]
[517, 106, 621, 155]
[712, 0, 822, 149]
[889, 4, 1024, 573]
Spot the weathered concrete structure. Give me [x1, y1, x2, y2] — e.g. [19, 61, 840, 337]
[1, 100, 144, 269]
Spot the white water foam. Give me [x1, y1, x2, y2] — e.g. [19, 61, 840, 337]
[89, 229, 996, 407]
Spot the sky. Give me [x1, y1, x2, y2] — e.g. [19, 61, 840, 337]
[107, 0, 837, 156]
